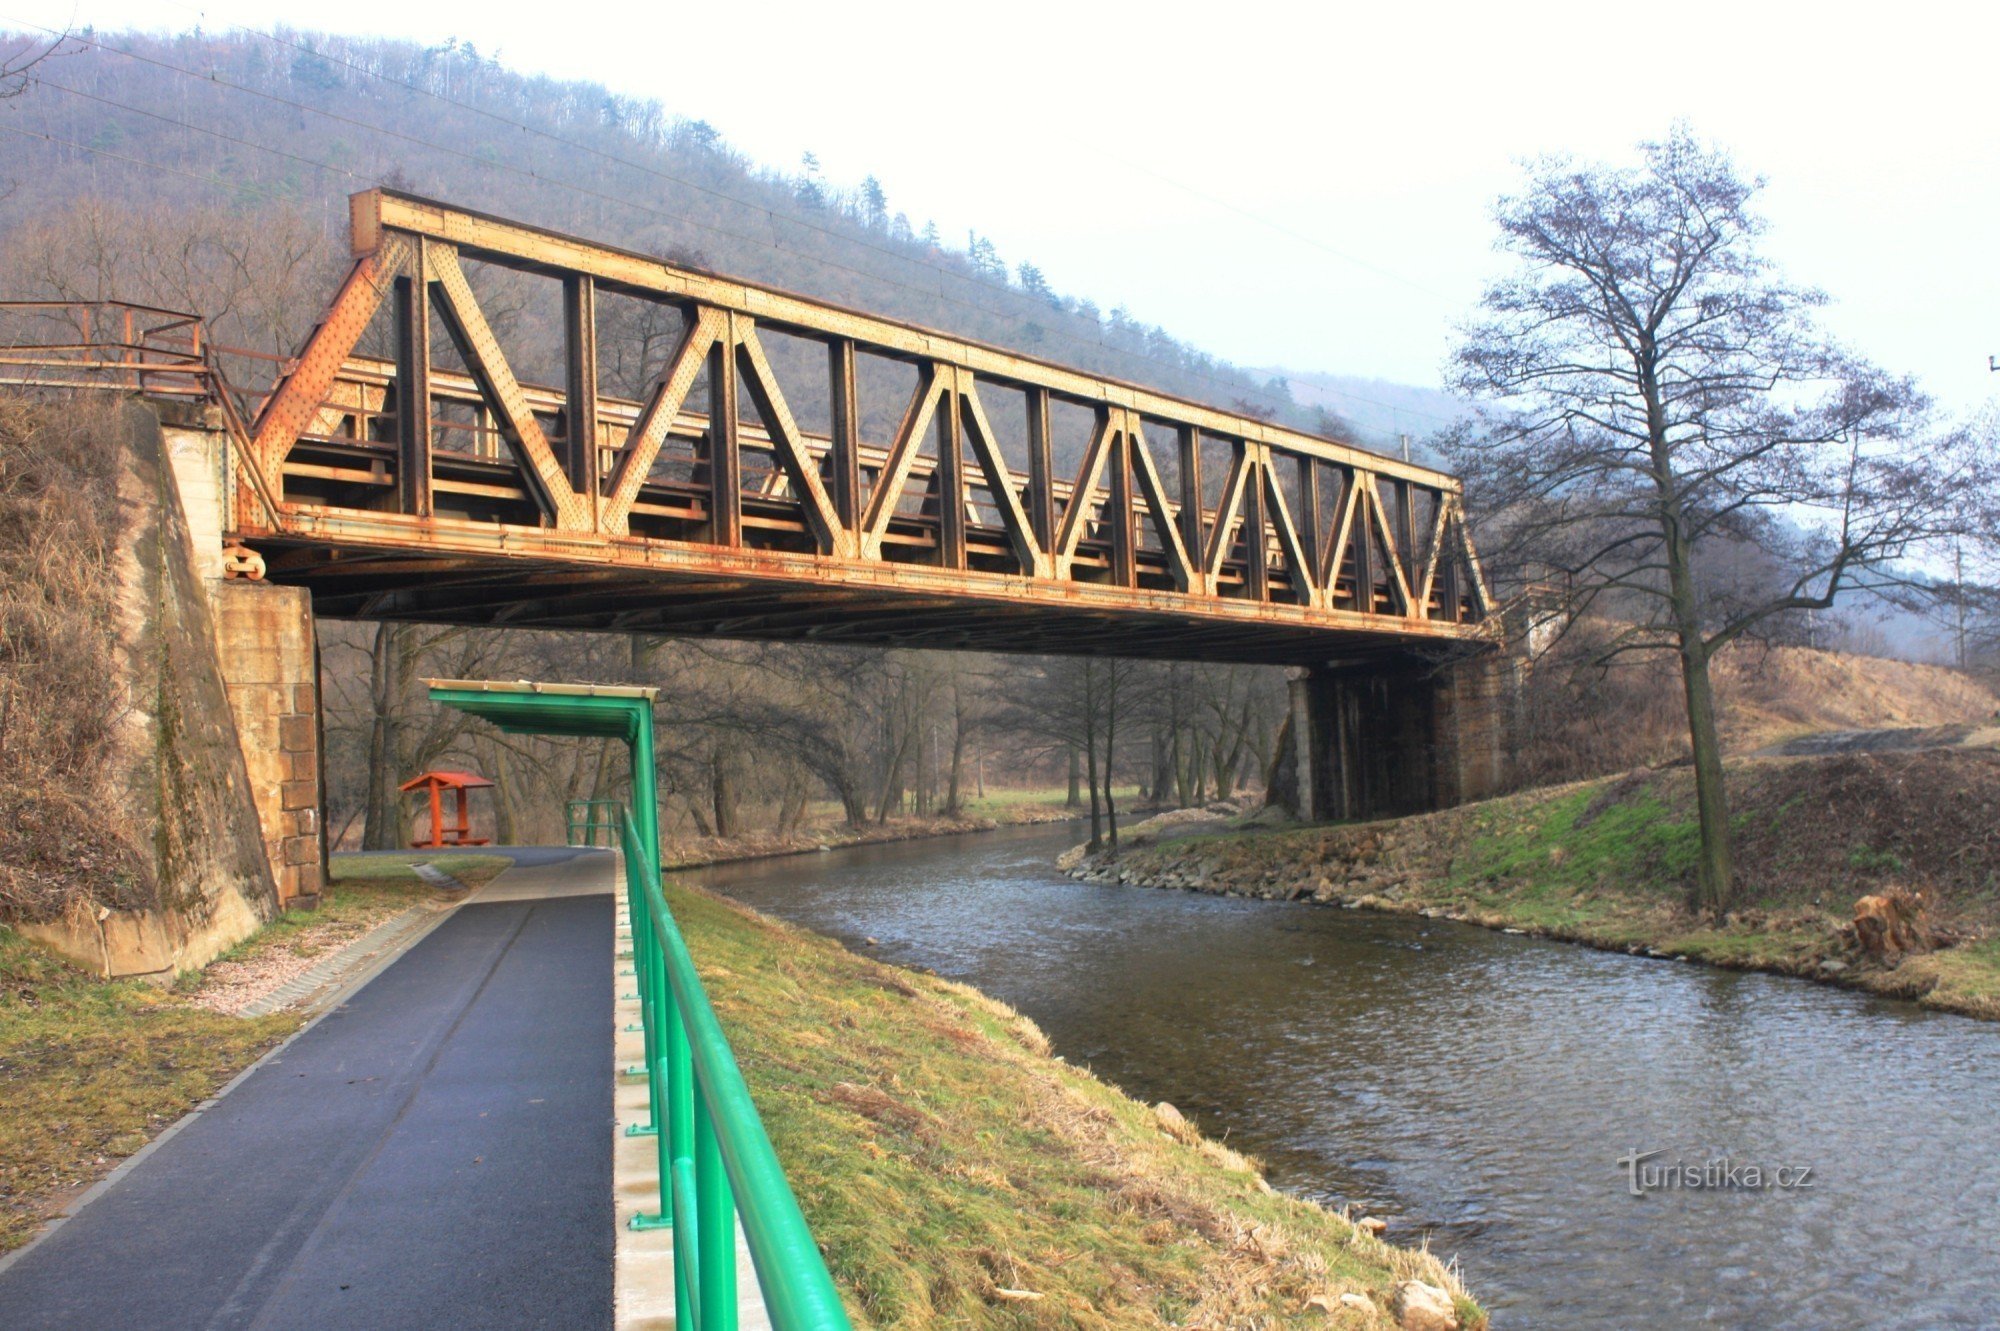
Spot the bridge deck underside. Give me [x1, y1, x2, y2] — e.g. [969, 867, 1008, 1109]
[274, 541, 1445, 664]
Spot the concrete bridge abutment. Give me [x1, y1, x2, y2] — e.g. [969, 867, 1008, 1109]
[1285, 651, 1515, 824]
[164, 410, 326, 913]
[16, 403, 323, 979]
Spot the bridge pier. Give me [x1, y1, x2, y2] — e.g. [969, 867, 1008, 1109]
[1288, 652, 1514, 823]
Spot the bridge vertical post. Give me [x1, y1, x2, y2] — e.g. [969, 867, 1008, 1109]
[1395, 479, 1417, 578]
[1243, 448, 1270, 602]
[1177, 426, 1205, 593]
[1025, 388, 1055, 556]
[936, 368, 966, 569]
[1297, 456, 1322, 597]
[394, 239, 433, 518]
[1108, 415, 1136, 587]
[563, 274, 600, 525]
[828, 339, 862, 536]
[707, 324, 742, 548]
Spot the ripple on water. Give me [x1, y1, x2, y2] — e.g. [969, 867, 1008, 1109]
[695, 824, 2000, 1329]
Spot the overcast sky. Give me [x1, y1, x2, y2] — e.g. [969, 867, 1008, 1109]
[14, 1, 2000, 415]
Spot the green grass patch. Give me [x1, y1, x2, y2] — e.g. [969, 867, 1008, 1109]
[0, 928, 300, 1252]
[668, 882, 1483, 1328]
[1449, 786, 1700, 901]
[1910, 938, 2000, 1017]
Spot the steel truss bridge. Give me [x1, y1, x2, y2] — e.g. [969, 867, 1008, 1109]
[3, 191, 1495, 664]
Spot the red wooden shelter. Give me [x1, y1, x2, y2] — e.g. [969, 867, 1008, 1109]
[400, 770, 494, 848]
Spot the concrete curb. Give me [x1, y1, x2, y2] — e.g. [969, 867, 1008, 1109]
[235, 903, 450, 1018]
[613, 871, 772, 1330]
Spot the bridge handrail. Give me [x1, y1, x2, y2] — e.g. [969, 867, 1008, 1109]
[619, 805, 852, 1331]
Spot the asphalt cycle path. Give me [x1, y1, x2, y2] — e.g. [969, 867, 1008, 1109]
[0, 847, 617, 1331]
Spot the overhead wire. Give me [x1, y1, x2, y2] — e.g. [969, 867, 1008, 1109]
[4, 13, 1458, 431]
[176, 8, 1466, 430]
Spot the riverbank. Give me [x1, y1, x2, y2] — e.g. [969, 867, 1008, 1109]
[671, 878, 1484, 1328]
[1067, 747, 2000, 1021]
[0, 853, 502, 1252]
[660, 789, 1128, 871]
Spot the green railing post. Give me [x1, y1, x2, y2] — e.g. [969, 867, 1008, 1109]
[696, 1088, 739, 1331]
[624, 825, 662, 1143]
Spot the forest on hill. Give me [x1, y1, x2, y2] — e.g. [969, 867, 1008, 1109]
[0, 26, 1347, 437]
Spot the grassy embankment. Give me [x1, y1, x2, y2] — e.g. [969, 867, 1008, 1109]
[0, 852, 505, 1252]
[674, 880, 1483, 1329]
[1078, 747, 2000, 1020]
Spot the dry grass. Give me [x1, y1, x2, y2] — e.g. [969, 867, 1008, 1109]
[673, 882, 1484, 1328]
[1513, 629, 2000, 789]
[0, 925, 300, 1252]
[0, 395, 147, 921]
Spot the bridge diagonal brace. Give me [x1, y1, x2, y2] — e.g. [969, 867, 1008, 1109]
[602, 307, 726, 537]
[1052, 408, 1116, 576]
[1202, 445, 1254, 582]
[958, 380, 1044, 576]
[1320, 471, 1366, 608]
[1124, 414, 1196, 593]
[1260, 446, 1318, 606]
[1415, 493, 1454, 616]
[250, 235, 412, 490]
[1314, 471, 1349, 590]
[860, 365, 945, 558]
[1360, 479, 1416, 616]
[428, 246, 592, 532]
[734, 321, 850, 557]
[1450, 497, 1494, 619]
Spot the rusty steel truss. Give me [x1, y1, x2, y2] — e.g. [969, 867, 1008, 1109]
[11, 191, 1497, 664]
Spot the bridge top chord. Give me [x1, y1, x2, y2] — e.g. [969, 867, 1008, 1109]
[5, 191, 1498, 665]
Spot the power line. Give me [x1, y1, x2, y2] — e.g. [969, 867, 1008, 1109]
[0, 120, 313, 202]
[6, 16, 1454, 432]
[28, 74, 362, 183]
[178, 12, 1464, 429]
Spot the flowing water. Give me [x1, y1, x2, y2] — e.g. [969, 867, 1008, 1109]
[690, 822, 2000, 1329]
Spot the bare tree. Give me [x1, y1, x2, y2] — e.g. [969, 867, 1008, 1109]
[1, 30, 65, 99]
[1446, 126, 1995, 912]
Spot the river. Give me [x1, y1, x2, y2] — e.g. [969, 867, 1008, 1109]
[690, 822, 2000, 1329]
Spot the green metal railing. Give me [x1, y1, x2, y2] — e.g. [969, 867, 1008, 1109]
[620, 806, 852, 1331]
[422, 679, 850, 1331]
[566, 798, 622, 847]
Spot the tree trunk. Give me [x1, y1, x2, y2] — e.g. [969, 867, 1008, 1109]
[1084, 667, 1102, 852]
[1650, 379, 1735, 913]
[777, 771, 809, 835]
[944, 696, 967, 816]
[1678, 639, 1734, 912]
[832, 771, 869, 829]
[1066, 744, 1082, 808]
[711, 748, 738, 839]
[1172, 726, 1192, 808]
[362, 621, 407, 850]
[487, 738, 519, 846]
[1103, 669, 1120, 852]
[874, 725, 914, 825]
